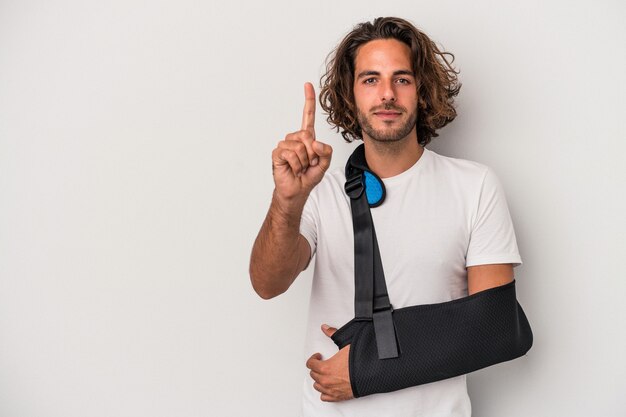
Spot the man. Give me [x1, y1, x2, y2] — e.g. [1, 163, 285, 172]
[250, 17, 522, 416]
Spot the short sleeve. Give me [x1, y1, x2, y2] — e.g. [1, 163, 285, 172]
[465, 168, 522, 268]
[299, 191, 318, 264]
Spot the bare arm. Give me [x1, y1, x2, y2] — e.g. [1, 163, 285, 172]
[467, 263, 514, 295]
[249, 193, 312, 299]
[249, 83, 332, 299]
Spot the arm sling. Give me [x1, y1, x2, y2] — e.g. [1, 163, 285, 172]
[330, 144, 533, 398]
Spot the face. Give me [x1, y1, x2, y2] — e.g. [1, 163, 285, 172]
[353, 39, 418, 143]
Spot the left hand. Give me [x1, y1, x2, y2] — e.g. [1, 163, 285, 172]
[305, 324, 354, 402]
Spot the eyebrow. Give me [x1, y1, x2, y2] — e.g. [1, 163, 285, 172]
[356, 69, 415, 79]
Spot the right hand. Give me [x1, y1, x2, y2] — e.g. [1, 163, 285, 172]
[272, 82, 333, 203]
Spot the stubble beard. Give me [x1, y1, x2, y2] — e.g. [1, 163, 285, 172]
[357, 103, 418, 144]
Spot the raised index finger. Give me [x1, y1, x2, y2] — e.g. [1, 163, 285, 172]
[301, 82, 316, 136]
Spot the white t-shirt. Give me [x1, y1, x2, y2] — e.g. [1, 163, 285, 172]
[298, 147, 522, 417]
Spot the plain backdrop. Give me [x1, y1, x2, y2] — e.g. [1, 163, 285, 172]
[1, 0, 625, 416]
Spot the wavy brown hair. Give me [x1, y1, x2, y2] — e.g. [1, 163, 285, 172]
[319, 17, 461, 146]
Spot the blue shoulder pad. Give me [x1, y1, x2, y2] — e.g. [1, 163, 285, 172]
[364, 171, 384, 207]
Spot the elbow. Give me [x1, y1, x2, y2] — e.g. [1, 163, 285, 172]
[252, 280, 278, 300]
[251, 283, 284, 300]
[249, 267, 283, 300]
[256, 288, 279, 300]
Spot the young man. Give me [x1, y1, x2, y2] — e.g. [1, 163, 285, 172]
[250, 17, 522, 417]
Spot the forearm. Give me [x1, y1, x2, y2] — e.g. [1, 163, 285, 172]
[249, 191, 310, 299]
[251, 82, 331, 299]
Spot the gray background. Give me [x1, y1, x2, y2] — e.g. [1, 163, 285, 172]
[1, 0, 625, 416]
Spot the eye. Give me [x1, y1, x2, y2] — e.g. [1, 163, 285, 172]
[395, 78, 411, 85]
[363, 77, 377, 84]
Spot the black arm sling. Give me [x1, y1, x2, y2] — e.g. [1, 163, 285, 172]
[330, 144, 533, 398]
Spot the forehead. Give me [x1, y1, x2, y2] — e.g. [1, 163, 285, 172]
[354, 38, 413, 74]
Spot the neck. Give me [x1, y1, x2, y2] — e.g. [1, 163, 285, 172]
[362, 134, 424, 179]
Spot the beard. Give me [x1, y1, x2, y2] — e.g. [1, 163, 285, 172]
[357, 103, 418, 143]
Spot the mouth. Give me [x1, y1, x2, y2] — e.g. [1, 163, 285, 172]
[373, 111, 402, 120]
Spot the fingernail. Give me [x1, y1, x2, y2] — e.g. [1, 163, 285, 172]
[311, 157, 318, 166]
[322, 324, 330, 330]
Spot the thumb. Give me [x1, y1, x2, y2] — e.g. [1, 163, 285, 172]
[312, 140, 333, 170]
[321, 324, 337, 338]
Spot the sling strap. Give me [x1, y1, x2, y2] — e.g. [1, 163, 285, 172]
[344, 144, 398, 359]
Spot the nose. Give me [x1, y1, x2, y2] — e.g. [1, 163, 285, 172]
[380, 79, 396, 102]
